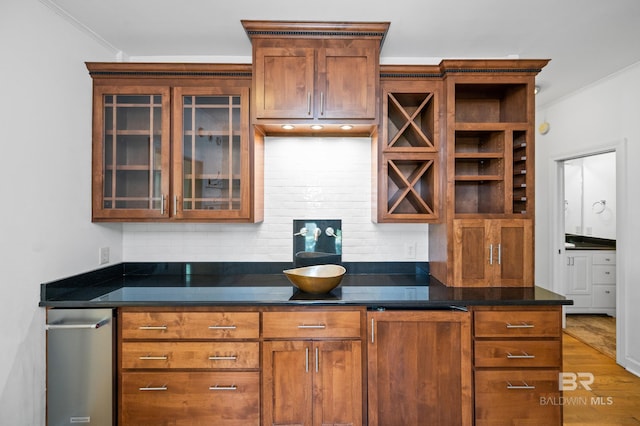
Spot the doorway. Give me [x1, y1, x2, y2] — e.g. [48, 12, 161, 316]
[552, 142, 626, 368]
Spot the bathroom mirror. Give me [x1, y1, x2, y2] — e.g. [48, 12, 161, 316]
[563, 151, 616, 240]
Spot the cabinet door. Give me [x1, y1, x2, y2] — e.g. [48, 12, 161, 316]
[92, 85, 171, 221]
[453, 219, 493, 286]
[254, 47, 315, 119]
[317, 45, 377, 119]
[492, 219, 533, 286]
[262, 341, 313, 426]
[453, 219, 533, 287]
[172, 86, 251, 220]
[367, 311, 472, 426]
[314, 340, 362, 426]
[565, 251, 591, 294]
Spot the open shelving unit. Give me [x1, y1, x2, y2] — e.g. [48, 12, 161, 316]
[452, 83, 531, 216]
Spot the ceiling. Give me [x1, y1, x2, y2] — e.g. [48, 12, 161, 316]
[43, 0, 640, 107]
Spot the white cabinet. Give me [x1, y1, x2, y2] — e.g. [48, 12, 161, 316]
[564, 250, 616, 315]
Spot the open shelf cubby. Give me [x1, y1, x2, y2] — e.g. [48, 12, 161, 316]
[454, 83, 527, 123]
[386, 92, 436, 150]
[386, 157, 437, 216]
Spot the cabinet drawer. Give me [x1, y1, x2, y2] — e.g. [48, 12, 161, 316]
[262, 310, 362, 339]
[121, 371, 259, 425]
[592, 285, 616, 308]
[121, 311, 259, 340]
[592, 265, 616, 284]
[474, 310, 560, 338]
[474, 340, 561, 368]
[122, 341, 259, 370]
[475, 369, 560, 426]
[592, 252, 615, 265]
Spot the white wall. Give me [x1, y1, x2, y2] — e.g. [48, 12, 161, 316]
[124, 137, 429, 262]
[0, 1, 120, 424]
[535, 61, 640, 373]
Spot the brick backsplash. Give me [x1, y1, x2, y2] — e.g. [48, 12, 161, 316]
[123, 137, 429, 262]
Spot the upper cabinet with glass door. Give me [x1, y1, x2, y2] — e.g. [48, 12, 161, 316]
[92, 85, 171, 220]
[172, 87, 251, 221]
[88, 63, 262, 223]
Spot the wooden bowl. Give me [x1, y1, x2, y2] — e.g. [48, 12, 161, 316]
[283, 264, 346, 294]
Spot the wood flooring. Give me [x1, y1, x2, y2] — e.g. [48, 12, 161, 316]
[562, 333, 640, 425]
[565, 314, 616, 359]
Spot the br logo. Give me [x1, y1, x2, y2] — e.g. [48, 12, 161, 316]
[559, 372, 594, 391]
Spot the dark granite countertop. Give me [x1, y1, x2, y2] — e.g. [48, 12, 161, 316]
[40, 262, 571, 309]
[565, 234, 616, 250]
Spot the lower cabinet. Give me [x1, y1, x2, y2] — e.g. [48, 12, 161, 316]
[116, 305, 563, 425]
[118, 308, 261, 425]
[565, 250, 616, 315]
[472, 306, 563, 426]
[261, 308, 364, 426]
[367, 310, 472, 426]
[262, 340, 363, 426]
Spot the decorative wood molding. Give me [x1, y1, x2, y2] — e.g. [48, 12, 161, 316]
[241, 20, 390, 46]
[86, 62, 252, 79]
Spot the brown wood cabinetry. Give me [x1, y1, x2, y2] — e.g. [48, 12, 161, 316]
[118, 308, 261, 425]
[261, 308, 365, 426]
[243, 20, 388, 135]
[453, 218, 533, 287]
[367, 310, 472, 426]
[88, 63, 263, 222]
[373, 67, 443, 222]
[429, 60, 548, 286]
[472, 306, 562, 426]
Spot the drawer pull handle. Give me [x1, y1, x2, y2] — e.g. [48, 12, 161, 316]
[506, 322, 534, 329]
[208, 325, 237, 330]
[506, 352, 535, 359]
[139, 385, 167, 391]
[209, 355, 238, 361]
[209, 385, 237, 391]
[506, 381, 535, 390]
[139, 355, 168, 360]
[139, 325, 168, 330]
[298, 324, 326, 329]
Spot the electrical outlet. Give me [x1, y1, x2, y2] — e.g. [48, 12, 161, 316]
[99, 247, 110, 265]
[405, 242, 416, 259]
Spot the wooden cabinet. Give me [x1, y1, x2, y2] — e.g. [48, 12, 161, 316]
[373, 68, 442, 222]
[472, 306, 562, 426]
[88, 63, 263, 222]
[565, 250, 616, 315]
[367, 310, 472, 426]
[243, 20, 388, 135]
[453, 218, 533, 287]
[119, 308, 260, 425]
[429, 60, 548, 287]
[261, 308, 364, 426]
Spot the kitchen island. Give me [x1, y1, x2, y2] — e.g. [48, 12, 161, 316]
[41, 262, 571, 426]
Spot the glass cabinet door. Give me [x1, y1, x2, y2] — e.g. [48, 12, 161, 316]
[173, 87, 250, 220]
[93, 86, 171, 220]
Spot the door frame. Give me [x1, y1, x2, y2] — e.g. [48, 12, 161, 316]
[549, 138, 629, 369]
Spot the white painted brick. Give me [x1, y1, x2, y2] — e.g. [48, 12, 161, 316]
[123, 137, 428, 262]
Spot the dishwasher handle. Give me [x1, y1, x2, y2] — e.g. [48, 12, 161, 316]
[46, 317, 111, 330]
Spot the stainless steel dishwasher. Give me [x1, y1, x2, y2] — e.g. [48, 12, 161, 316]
[46, 308, 115, 426]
